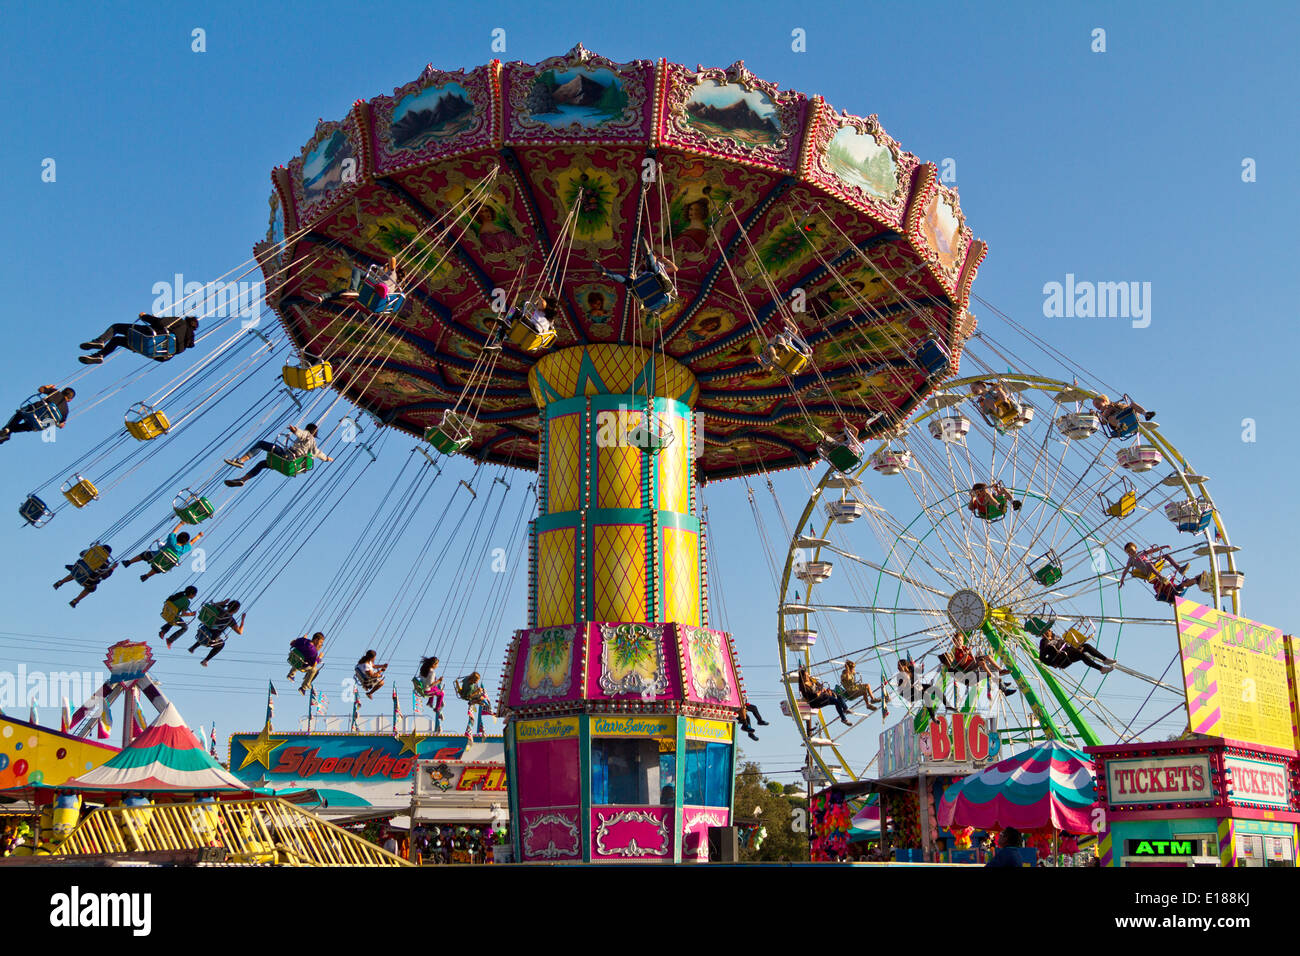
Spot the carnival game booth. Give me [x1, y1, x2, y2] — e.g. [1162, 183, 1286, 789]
[1087, 736, 1299, 867]
[229, 722, 506, 826]
[860, 712, 1004, 863]
[502, 623, 746, 864]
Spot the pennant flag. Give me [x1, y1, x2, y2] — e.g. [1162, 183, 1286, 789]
[132, 703, 148, 739]
[28, 704, 38, 725]
[209, 724, 217, 758]
[350, 693, 360, 732]
[98, 705, 113, 739]
[265, 680, 276, 727]
[392, 688, 403, 735]
[60, 696, 71, 733]
[197, 724, 206, 746]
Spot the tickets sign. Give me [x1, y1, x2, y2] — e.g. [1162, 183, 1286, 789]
[1106, 755, 1214, 805]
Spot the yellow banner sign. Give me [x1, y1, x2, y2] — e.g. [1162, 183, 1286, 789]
[685, 717, 734, 742]
[515, 716, 579, 742]
[1176, 599, 1294, 750]
[590, 715, 675, 737]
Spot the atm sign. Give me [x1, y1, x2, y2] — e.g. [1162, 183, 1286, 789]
[1125, 839, 1202, 856]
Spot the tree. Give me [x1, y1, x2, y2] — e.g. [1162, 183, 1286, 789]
[734, 755, 809, 862]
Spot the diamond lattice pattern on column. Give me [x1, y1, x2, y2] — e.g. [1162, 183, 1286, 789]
[597, 417, 643, 509]
[537, 527, 576, 626]
[662, 526, 699, 626]
[592, 524, 646, 623]
[656, 413, 687, 514]
[548, 414, 580, 514]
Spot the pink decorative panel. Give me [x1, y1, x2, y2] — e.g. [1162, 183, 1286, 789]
[585, 622, 683, 701]
[677, 625, 743, 708]
[507, 624, 586, 710]
[521, 809, 582, 861]
[590, 806, 674, 860]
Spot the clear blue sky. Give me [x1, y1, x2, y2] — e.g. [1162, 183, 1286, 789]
[1, 2, 1296, 783]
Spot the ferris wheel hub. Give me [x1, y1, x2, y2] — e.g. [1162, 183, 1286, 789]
[947, 589, 989, 633]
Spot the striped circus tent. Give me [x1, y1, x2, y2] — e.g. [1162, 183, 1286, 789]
[937, 742, 1096, 834]
[62, 703, 248, 793]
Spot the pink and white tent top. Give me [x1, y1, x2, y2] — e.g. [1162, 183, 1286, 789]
[937, 742, 1096, 834]
[61, 702, 248, 793]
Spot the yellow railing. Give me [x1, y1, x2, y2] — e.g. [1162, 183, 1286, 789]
[53, 798, 410, 867]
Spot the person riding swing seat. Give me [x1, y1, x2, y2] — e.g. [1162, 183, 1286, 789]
[354, 650, 388, 699]
[79, 314, 198, 365]
[413, 657, 446, 725]
[123, 523, 203, 581]
[969, 381, 1022, 429]
[798, 664, 852, 726]
[599, 238, 677, 314]
[1092, 394, 1156, 439]
[287, 633, 326, 694]
[455, 672, 493, 738]
[836, 661, 883, 712]
[159, 586, 200, 645]
[938, 632, 1017, 698]
[505, 297, 559, 352]
[0, 385, 75, 445]
[224, 423, 333, 486]
[187, 600, 245, 666]
[52, 544, 116, 608]
[1038, 628, 1114, 673]
[968, 482, 1022, 521]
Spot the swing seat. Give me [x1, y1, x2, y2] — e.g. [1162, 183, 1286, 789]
[125, 403, 171, 441]
[70, 560, 100, 587]
[358, 281, 405, 314]
[1103, 409, 1140, 440]
[975, 500, 1008, 522]
[194, 626, 225, 648]
[913, 339, 949, 377]
[795, 560, 833, 584]
[1029, 551, 1063, 587]
[1130, 557, 1165, 583]
[1117, 445, 1163, 472]
[760, 335, 812, 376]
[1061, 627, 1091, 648]
[783, 628, 817, 652]
[126, 326, 176, 361]
[18, 396, 63, 431]
[19, 494, 53, 527]
[506, 312, 557, 352]
[425, 412, 473, 456]
[287, 648, 313, 671]
[825, 499, 865, 523]
[870, 450, 910, 476]
[1024, 616, 1054, 637]
[1056, 411, 1101, 440]
[266, 450, 314, 477]
[929, 412, 971, 442]
[161, 600, 184, 624]
[197, 602, 227, 628]
[173, 493, 214, 524]
[1164, 499, 1213, 534]
[355, 669, 385, 694]
[1102, 489, 1137, 519]
[281, 362, 334, 391]
[61, 476, 99, 508]
[629, 270, 674, 313]
[819, 437, 864, 473]
[1032, 564, 1063, 587]
[626, 417, 675, 453]
[82, 544, 111, 570]
[148, 548, 182, 574]
[992, 400, 1019, 426]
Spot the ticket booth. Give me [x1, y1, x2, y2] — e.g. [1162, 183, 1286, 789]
[1088, 737, 1300, 867]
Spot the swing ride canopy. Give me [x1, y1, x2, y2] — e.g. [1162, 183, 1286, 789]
[60, 703, 249, 793]
[936, 742, 1096, 834]
[255, 44, 986, 480]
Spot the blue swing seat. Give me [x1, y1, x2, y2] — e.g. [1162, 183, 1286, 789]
[1103, 409, 1140, 440]
[913, 339, 949, 377]
[357, 282, 405, 314]
[18, 395, 63, 431]
[19, 494, 53, 527]
[630, 270, 674, 313]
[126, 326, 176, 360]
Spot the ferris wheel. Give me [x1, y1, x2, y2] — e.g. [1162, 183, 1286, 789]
[775, 372, 1243, 785]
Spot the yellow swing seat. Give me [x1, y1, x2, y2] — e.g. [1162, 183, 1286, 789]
[125, 403, 171, 441]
